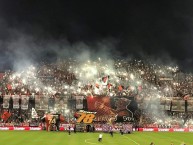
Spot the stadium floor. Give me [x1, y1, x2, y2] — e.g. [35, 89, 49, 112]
[0, 131, 192, 145]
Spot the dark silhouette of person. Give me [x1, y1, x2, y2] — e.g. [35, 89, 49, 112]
[68, 126, 71, 135]
[74, 125, 76, 133]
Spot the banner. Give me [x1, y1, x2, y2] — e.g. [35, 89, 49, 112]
[110, 97, 136, 122]
[48, 96, 55, 110]
[31, 108, 38, 118]
[45, 114, 61, 131]
[12, 95, 20, 109]
[172, 100, 185, 111]
[165, 99, 171, 110]
[40, 96, 48, 110]
[87, 96, 113, 116]
[55, 97, 68, 110]
[3, 95, 10, 108]
[21, 95, 29, 110]
[188, 100, 193, 111]
[138, 128, 193, 132]
[87, 96, 137, 122]
[87, 96, 115, 122]
[75, 110, 96, 124]
[0, 127, 42, 130]
[75, 96, 83, 109]
[67, 99, 76, 110]
[35, 95, 48, 110]
[28, 96, 35, 109]
[159, 77, 173, 81]
[35, 95, 40, 110]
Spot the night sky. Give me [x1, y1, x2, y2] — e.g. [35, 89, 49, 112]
[0, 0, 193, 71]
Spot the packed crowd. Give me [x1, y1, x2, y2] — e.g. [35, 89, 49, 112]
[0, 59, 193, 128]
[0, 59, 188, 96]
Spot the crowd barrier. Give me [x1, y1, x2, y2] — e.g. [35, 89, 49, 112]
[0, 127, 42, 130]
[138, 128, 193, 132]
[1, 127, 193, 132]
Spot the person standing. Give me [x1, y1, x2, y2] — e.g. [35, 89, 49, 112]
[92, 125, 95, 132]
[120, 129, 123, 135]
[109, 126, 113, 137]
[98, 133, 103, 142]
[74, 125, 76, 133]
[68, 126, 71, 135]
[110, 130, 113, 137]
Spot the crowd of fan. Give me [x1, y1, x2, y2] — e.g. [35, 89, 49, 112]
[0, 59, 192, 97]
[0, 59, 193, 128]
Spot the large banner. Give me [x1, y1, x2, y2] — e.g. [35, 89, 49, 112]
[188, 100, 193, 111]
[12, 95, 20, 109]
[35, 95, 48, 110]
[21, 95, 29, 110]
[35, 95, 40, 110]
[67, 99, 76, 110]
[160, 98, 166, 110]
[75, 96, 84, 109]
[3, 95, 10, 108]
[110, 97, 136, 122]
[87, 96, 115, 122]
[165, 99, 171, 110]
[55, 97, 68, 110]
[44, 113, 65, 131]
[39, 96, 48, 110]
[87, 96, 113, 115]
[87, 96, 137, 122]
[48, 96, 55, 110]
[171, 100, 185, 111]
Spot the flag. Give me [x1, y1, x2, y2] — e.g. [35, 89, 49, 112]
[3, 95, 10, 108]
[76, 96, 83, 109]
[13, 95, 20, 109]
[21, 95, 29, 110]
[31, 108, 38, 118]
[1, 111, 11, 122]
